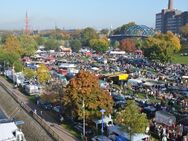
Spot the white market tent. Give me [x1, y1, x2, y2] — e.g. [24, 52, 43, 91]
[0, 122, 18, 141]
[108, 125, 150, 141]
[59, 63, 76, 68]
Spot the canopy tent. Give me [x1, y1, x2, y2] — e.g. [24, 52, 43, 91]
[93, 115, 113, 130]
[155, 111, 176, 126]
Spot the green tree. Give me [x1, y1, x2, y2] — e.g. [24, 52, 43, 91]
[0, 48, 20, 67]
[81, 27, 99, 46]
[34, 36, 45, 46]
[36, 64, 50, 84]
[89, 38, 109, 53]
[63, 70, 113, 121]
[44, 38, 60, 51]
[100, 29, 109, 35]
[14, 61, 23, 72]
[112, 22, 136, 35]
[23, 67, 36, 80]
[69, 39, 82, 52]
[115, 100, 148, 140]
[110, 40, 120, 49]
[19, 35, 37, 56]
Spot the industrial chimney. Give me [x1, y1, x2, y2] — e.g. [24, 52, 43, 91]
[168, 0, 173, 10]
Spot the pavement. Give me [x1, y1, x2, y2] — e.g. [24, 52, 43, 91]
[0, 76, 79, 141]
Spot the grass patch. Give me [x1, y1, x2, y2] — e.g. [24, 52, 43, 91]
[28, 95, 36, 103]
[172, 54, 188, 65]
[61, 122, 81, 139]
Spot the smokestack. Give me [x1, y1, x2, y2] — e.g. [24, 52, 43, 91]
[168, 0, 173, 10]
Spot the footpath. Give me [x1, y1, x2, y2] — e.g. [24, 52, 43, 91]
[0, 76, 79, 141]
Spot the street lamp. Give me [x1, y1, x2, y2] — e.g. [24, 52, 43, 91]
[100, 109, 106, 141]
[83, 99, 86, 139]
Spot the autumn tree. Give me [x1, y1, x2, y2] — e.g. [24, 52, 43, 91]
[23, 67, 36, 80]
[115, 100, 148, 140]
[3, 35, 22, 55]
[36, 64, 50, 84]
[119, 38, 136, 53]
[143, 32, 181, 62]
[63, 70, 113, 121]
[180, 23, 188, 37]
[89, 38, 109, 53]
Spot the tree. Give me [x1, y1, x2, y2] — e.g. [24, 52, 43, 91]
[115, 100, 148, 140]
[89, 38, 109, 53]
[44, 38, 60, 51]
[119, 38, 136, 53]
[180, 23, 188, 37]
[111, 40, 120, 49]
[143, 32, 181, 62]
[19, 35, 37, 56]
[100, 29, 109, 35]
[14, 61, 23, 72]
[0, 48, 20, 67]
[3, 35, 22, 55]
[69, 39, 82, 52]
[23, 67, 36, 80]
[34, 36, 45, 46]
[63, 70, 113, 121]
[36, 64, 50, 84]
[42, 80, 65, 103]
[112, 22, 136, 35]
[81, 27, 99, 46]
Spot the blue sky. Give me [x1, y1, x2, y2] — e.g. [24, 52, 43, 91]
[0, 0, 188, 30]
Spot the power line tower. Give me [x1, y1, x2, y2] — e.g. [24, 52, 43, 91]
[25, 12, 29, 34]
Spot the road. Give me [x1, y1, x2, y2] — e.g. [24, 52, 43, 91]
[0, 76, 79, 141]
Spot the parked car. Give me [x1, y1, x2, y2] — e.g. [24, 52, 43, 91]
[39, 101, 53, 110]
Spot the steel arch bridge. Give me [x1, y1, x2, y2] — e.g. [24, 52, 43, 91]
[109, 25, 155, 41]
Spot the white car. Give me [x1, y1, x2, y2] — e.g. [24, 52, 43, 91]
[92, 135, 112, 141]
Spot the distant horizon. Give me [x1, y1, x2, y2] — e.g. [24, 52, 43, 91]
[0, 0, 188, 30]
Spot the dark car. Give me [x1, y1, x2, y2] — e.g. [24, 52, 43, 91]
[39, 101, 53, 110]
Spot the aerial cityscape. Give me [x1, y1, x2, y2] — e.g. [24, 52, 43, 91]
[0, 0, 188, 141]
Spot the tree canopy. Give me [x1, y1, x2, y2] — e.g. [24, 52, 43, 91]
[115, 100, 148, 139]
[63, 70, 113, 120]
[143, 32, 181, 62]
[69, 39, 82, 53]
[19, 35, 37, 57]
[23, 67, 36, 80]
[3, 35, 22, 55]
[119, 38, 136, 53]
[89, 38, 109, 53]
[44, 38, 60, 51]
[36, 64, 51, 84]
[180, 23, 188, 37]
[112, 22, 136, 35]
[81, 27, 99, 46]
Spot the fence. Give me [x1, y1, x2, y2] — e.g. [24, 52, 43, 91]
[0, 80, 65, 141]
